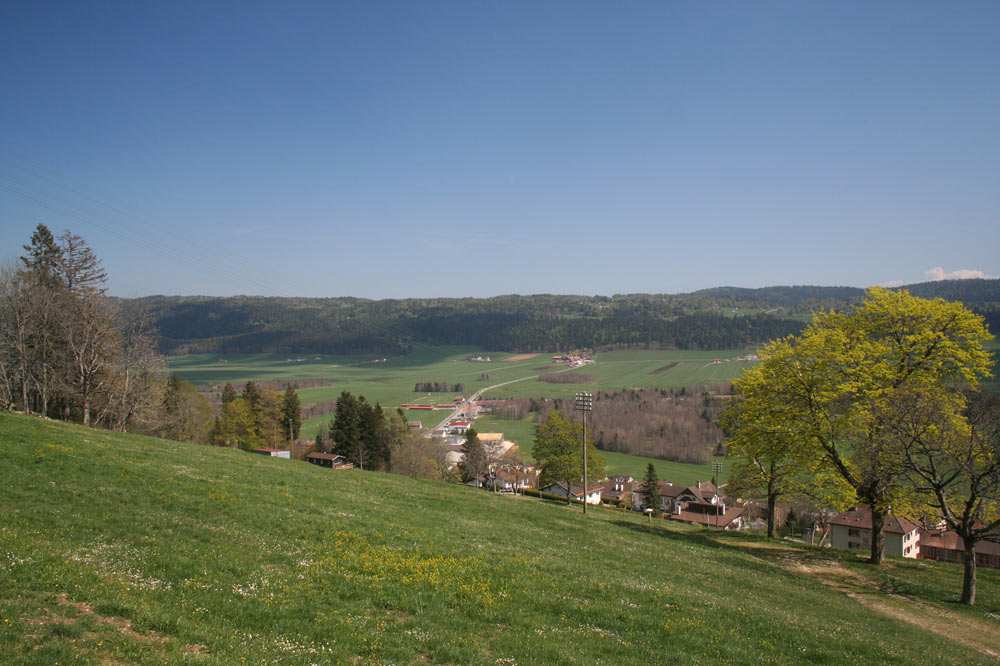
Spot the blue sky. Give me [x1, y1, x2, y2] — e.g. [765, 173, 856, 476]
[2, 1, 998, 298]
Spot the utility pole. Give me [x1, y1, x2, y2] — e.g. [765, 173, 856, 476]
[575, 392, 593, 514]
[712, 460, 723, 486]
[712, 460, 723, 528]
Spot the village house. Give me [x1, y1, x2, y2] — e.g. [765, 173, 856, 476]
[540, 481, 604, 505]
[670, 499, 744, 530]
[305, 452, 353, 469]
[827, 508, 920, 558]
[631, 480, 719, 514]
[601, 475, 634, 505]
[629, 479, 743, 530]
[918, 527, 1000, 570]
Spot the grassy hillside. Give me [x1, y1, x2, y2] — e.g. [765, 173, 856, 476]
[2, 413, 998, 665]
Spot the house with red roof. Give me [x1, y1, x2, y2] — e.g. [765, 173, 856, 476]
[445, 421, 472, 434]
[828, 508, 921, 558]
[919, 527, 1000, 570]
[671, 501, 745, 530]
[631, 480, 719, 513]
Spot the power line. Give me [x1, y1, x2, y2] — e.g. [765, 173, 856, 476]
[0, 154, 467, 357]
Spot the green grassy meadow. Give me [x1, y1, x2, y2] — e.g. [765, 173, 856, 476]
[481, 349, 756, 400]
[1, 412, 998, 665]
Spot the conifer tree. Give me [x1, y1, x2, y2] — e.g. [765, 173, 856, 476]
[21, 223, 61, 286]
[221, 382, 237, 406]
[331, 391, 364, 467]
[242, 381, 261, 413]
[641, 463, 660, 513]
[282, 384, 302, 442]
[459, 427, 488, 482]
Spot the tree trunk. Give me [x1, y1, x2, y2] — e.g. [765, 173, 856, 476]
[869, 507, 886, 564]
[961, 541, 977, 606]
[766, 492, 776, 540]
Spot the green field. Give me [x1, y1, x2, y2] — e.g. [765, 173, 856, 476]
[167, 347, 757, 415]
[480, 349, 756, 399]
[2, 412, 997, 665]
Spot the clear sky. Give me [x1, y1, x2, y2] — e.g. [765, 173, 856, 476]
[2, 1, 998, 298]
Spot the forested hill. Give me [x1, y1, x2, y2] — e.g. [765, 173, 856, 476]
[135, 279, 1000, 355]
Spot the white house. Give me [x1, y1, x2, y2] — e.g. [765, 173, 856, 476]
[828, 508, 921, 559]
[540, 482, 604, 505]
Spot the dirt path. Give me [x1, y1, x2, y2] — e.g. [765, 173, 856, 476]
[735, 541, 999, 659]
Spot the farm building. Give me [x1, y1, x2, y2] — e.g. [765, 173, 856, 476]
[251, 448, 291, 458]
[305, 452, 353, 469]
[446, 421, 472, 434]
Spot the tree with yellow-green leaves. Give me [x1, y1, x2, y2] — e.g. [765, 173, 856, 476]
[729, 287, 993, 565]
[720, 400, 853, 540]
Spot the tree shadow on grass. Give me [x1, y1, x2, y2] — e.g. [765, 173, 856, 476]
[612, 519, 850, 573]
[613, 519, 1000, 620]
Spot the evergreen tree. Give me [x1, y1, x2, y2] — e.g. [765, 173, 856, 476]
[281, 384, 302, 442]
[359, 400, 389, 470]
[641, 463, 660, 513]
[21, 223, 62, 286]
[331, 391, 364, 467]
[242, 381, 261, 413]
[221, 382, 237, 406]
[458, 427, 488, 482]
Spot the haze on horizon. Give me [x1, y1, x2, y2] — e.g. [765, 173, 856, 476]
[2, 2, 998, 299]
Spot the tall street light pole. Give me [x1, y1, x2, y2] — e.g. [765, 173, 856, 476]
[712, 460, 723, 528]
[575, 392, 593, 514]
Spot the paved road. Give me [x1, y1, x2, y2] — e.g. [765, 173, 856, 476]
[427, 364, 582, 434]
